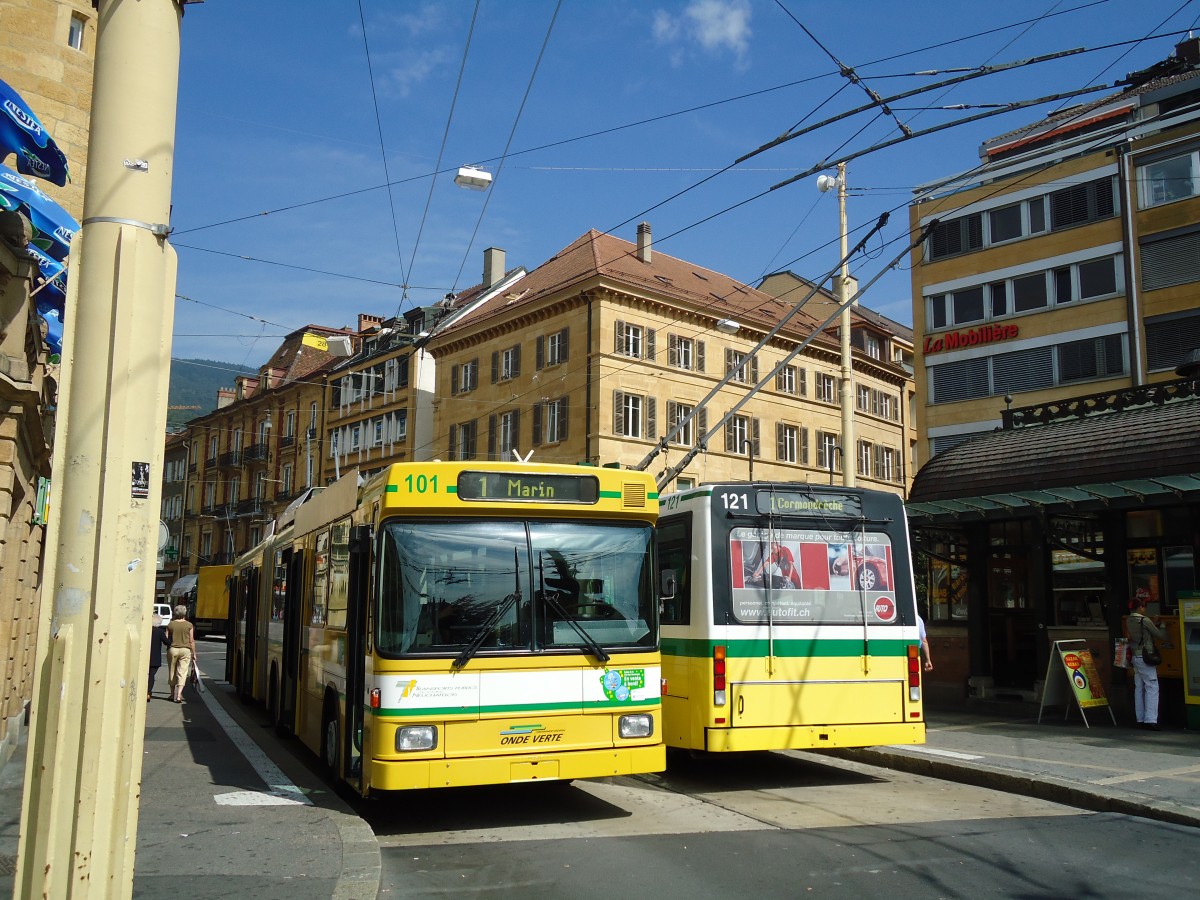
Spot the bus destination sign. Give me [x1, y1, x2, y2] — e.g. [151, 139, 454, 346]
[457, 471, 600, 504]
[756, 490, 862, 517]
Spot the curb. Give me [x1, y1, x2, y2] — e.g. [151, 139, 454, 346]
[829, 747, 1200, 830]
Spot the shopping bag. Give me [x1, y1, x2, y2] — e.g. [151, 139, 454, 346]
[191, 658, 205, 693]
[1113, 637, 1131, 669]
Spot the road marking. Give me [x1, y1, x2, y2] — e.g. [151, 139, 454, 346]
[887, 745, 983, 761]
[196, 678, 313, 806]
[1091, 764, 1200, 786]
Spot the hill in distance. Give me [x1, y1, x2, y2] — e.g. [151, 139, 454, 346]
[168, 358, 256, 430]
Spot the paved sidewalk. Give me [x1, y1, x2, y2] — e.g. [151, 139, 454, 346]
[837, 703, 1200, 828]
[0, 662, 379, 899]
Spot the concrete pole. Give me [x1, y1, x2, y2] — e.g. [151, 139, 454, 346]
[15, 2, 182, 897]
[836, 162, 856, 488]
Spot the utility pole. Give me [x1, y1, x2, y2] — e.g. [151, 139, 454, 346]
[16, 2, 182, 897]
[835, 162, 856, 488]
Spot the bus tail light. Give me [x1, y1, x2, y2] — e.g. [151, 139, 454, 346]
[370, 688, 381, 709]
[661, 677, 668, 696]
[907, 644, 921, 701]
[714, 644, 727, 707]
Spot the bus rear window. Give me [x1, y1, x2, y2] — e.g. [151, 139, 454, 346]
[729, 526, 899, 624]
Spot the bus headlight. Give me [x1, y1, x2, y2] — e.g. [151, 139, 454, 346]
[618, 714, 653, 739]
[395, 725, 438, 752]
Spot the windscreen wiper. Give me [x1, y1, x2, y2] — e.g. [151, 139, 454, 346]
[539, 589, 611, 664]
[451, 589, 521, 671]
[452, 548, 524, 671]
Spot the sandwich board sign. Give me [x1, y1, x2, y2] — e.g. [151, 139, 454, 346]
[1038, 639, 1116, 728]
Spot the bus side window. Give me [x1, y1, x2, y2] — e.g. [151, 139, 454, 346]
[657, 517, 691, 625]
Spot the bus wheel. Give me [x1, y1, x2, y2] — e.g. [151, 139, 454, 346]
[321, 694, 339, 778]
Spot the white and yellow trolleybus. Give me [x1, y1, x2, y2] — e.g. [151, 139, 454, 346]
[229, 461, 664, 795]
[656, 482, 925, 752]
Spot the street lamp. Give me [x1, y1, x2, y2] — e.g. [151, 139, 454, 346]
[454, 165, 492, 190]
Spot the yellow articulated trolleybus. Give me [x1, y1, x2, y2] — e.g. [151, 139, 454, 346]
[229, 461, 664, 795]
[655, 482, 925, 752]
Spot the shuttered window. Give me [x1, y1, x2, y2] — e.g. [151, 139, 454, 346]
[1049, 175, 1115, 230]
[992, 346, 1053, 394]
[1141, 229, 1200, 292]
[1145, 310, 1200, 371]
[929, 357, 988, 404]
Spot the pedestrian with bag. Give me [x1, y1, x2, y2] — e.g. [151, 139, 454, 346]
[1129, 593, 1168, 731]
[166, 604, 196, 705]
[147, 607, 170, 701]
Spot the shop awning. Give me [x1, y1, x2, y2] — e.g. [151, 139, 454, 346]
[168, 574, 198, 597]
[909, 388, 1200, 526]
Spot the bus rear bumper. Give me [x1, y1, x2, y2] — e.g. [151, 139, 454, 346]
[369, 743, 666, 790]
[703, 722, 925, 752]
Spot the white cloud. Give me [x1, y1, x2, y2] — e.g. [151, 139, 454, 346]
[653, 0, 752, 68]
[381, 46, 456, 98]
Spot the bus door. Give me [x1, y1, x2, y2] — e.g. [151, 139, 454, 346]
[224, 573, 237, 683]
[240, 567, 260, 700]
[278, 550, 305, 734]
[342, 525, 372, 791]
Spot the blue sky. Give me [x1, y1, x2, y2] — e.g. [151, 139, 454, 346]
[168, 0, 1200, 368]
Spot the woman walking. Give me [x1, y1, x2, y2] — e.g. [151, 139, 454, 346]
[147, 609, 170, 701]
[166, 604, 196, 704]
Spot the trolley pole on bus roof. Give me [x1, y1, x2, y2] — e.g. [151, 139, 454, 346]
[15, 1, 183, 896]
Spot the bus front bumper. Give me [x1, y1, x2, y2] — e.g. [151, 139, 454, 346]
[368, 743, 666, 791]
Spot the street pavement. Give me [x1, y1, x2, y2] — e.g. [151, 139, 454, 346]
[0, 656, 380, 899]
[1, 684, 1196, 899]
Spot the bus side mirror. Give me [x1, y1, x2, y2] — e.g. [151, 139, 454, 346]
[660, 570, 677, 601]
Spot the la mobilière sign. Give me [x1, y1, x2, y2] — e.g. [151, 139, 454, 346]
[923, 323, 1019, 354]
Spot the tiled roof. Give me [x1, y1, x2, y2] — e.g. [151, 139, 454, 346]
[261, 325, 353, 384]
[439, 230, 837, 349]
[910, 394, 1200, 502]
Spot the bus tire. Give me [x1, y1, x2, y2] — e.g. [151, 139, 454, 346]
[320, 692, 339, 779]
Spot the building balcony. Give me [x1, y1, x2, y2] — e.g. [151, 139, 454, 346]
[218, 449, 242, 468]
[237, 498, 264, 517]
[279, 433, 296, 449]
[243, 442, 270, 462]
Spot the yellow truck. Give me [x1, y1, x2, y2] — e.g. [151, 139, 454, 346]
[169, 565, 231, 638]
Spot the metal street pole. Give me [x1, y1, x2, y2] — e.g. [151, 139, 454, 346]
[836, 162, 856, 488]
[15, 1, 182, 897]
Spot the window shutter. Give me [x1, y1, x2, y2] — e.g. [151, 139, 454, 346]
[448, 424, 458, 459]
[613, 391, 625, 436]
[536, 335, 545, 370]
[668, 334, 678, 367]
[450, 365, 459, 395]
[466, 421, 477, 460]
[488, 415, 497, 459]
[799, 367, 807, 396]
[697, 340, 705, 372]
[666, 400, 677, 432]
[724, 414, 735, 452]
[491, 351, 499, 384]
[512, 410, 521, 453]
[1141, 230, 1200, 292]
[749, 355, 759, 383]
[560, 397, 570, 442]
[647, 397, 657, 439]
[801, 428, 809, 464]
[512, 344, 521, 378]
[532, 404, 543, 445]
[776, 423, 786, 460]
[614, 321, 625, 354]
[560, 327, 570, 363]
[646, 329, 656, 361]
[698, 408, 707, 438]
[724, 347, 733, 375]
[752, 418, 761, 457]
